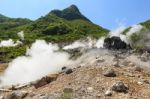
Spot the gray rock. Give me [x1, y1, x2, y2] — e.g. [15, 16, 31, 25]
[112, 81, 128, 93]
[87, 87, 94, 93]
[113, 61, 119, 67]
[96, 58, 105, 63]
[105, 90, 112, 96]
[143, 79, 150, 84]
[65, 68, 73, 74]
[140, 51, 150, 62]
[140, 57, 147, 62]
[0, 96, 4, 99]
[61, 67, 73, 74]
[62, 66, 67, 71]
[134, 66, 143, 72]
[32, 74, 58, 89]
[7, 91, 28, 99]
[103, 69, 116, 77]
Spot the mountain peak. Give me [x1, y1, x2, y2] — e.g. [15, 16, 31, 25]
[67, 4, 80, 13]
[50, 5, 90, 22]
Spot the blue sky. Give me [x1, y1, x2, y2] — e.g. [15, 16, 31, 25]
[0, 0, 150, 29]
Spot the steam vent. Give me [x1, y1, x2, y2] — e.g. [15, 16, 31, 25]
[0, 2, 150, 99]
[103, 36, 129, 50]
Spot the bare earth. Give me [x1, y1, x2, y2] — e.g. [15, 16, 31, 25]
[0, 51, 150, 99]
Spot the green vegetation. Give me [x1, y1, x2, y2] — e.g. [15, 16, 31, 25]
[62, 88, 73, 99]
[0, 45, 26, 62]
[0, 5, 109, 62]
[122, 20, 150, 51]
[141, 20, 150, 29]
[0, 5, 108, 43]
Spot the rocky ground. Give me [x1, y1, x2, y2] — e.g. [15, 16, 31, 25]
[0, 50, 150, 99]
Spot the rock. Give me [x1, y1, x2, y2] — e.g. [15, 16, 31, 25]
[137, 81, 143, 85]
[103, 68, 116, 77]
[128, 62, 134, 67]
[87, 87, 94, 93]
[39, 94, 48, 99]
[103, 36, 129, 50]
[0, 96, 4, 99]
[62, 66, 67, 71]
[1, 85, 15, 90]
[32, 74, 58, 89]
[113, 61, 119, 67]
[112, 81, 128, 93]
[7, 91, 28, 99]
[143, 80, 150, 84]
[61, 67, 73, 74]
[65, 68, 73, 74]
[105, 90, 112, 96]
[96, 58, 105, 63]
[121, 60, 130, 66]
[139, 51, 150, 62]
[140, 56, 147, 62]
[134, 66, 143, 72]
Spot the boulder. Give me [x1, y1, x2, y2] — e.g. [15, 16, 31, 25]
[112, 81, 128, 93]
[0, 96, 4, 99]
[32, 74, 58, 89]
[139, 46, 150, 53]
[105, 90, 112, 96]
[103, 36, 129, 50]
[140, 51, 150, 62]
[65, 69, 73, 74]
[61, 67, 73, 74]
[121, 60, 130, 66]
[128, 62, 134, 67]
[7, 91, 28, 99]
[62, 66, 67, 71]
[87, 87, 94, 93]
[103, 68, 116, 77]
[134, 66, 143, 72]
[96, 58, 105, 63]
[113, 61, 119, 67]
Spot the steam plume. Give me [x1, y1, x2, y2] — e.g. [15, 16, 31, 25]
[0, 40, 72, 85]
[0, 39, 22, 47]
[17, 31, 24, 41]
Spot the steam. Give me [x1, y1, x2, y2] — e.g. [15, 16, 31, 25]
[109, 25, 126, 37]
[0, 39, 22, 47]
[0, 31, 24, 47]
[0, 24, 147, 86]
[96, 37, 105, 48]
[0, 40, 72, 85]
[63, 37, 96, 50]
[108, 24, 144, 45]
[17, 31, 24, 41]
[126, 24, 143, 36]
[63, 41, 87, 50]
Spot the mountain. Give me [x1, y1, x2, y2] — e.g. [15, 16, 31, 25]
[140, 20, 150, 29]
[0, 14, 32, 30]
[50, 5, 90, 21]
[0, 5, 109, 62]
[0, 5, 109, 43]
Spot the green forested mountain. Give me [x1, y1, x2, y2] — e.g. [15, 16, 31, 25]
[140, 20, 150, 29]
[0, 5, 109, 43]
[0, 5, 109, 62]
[1, 4, 150, 62]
